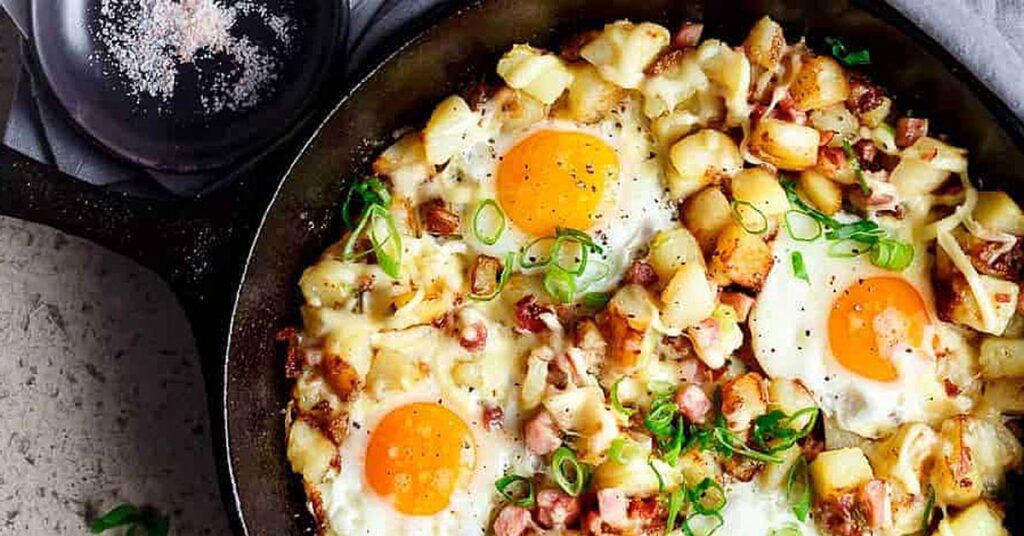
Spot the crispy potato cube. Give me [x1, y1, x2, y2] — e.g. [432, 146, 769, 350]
[889, 157, 951, 198]
[565, 63, 627, 123]
[934, 416, 984, 506]
[668, 129, 743, 199]
[581, 21, 670, 89]
[610, 284, 659, 331]
[660, 263, 717, 331]
[731, 167, 789, 217]
[808, 103, 859, 142]
[594, 452, 682, 494]
[640, 49, 709, 118]
[422, 95, 478, 165]
[982, 379, 1024, 414]
[648, 227, 705, 284]
[372, 133, 431, 196]
[859, 95, 893, 128]
[651, 109, 703, 148]
[300, 259, 359, 309]
[867, 422, 938, 495]
[678, 448, 722, 487]
[809, 447, 874, 499]
[496, 44, 573, 104]
[743, 16, 785, 69]
[749, 118, 821, 170]
[789, 56, 850, 111]
[902, 137, 968, 173]
[287, 418, 338, 484]
[682, 186, 733, 253]
[605, 285, 658, 374]
[767, 378, 816, 425]
[932, 500, 1009, 536]
[491, 87, 547, 133]
[709, 222, 774, 291]
[974, 191, 1024, 236]
[980, 337, 1024, 378]
[758, 444, 803, 490]
[797, 169, 843, 215]
[721, 372, 768, 433]
[696, 39, 752, 125]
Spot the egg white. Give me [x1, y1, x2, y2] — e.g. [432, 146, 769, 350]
[684, 481, 821, 536]
[750, 215, 955, 438]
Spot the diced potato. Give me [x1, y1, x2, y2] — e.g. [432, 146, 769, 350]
[859, 95, 893, 128]
[668, 129, 743, 199]
[682, 186, 733, 253]
[422, 95, 478, 165]
[496, 44, 573, 104]
[767, 378, 816, 426]
[565, 63, 627, 123]
[890, 489, 929, 535]
[944, 274, 1019, 336]
[789, 56, 850, 111]
[605, 286, 658, 374]
[660, 263, 717, 331]
[808, 103, 859, 141]
[367, 347, 427, 395]
[730, 167, 789, 217]
[708, 222, 774, 291]
[974, 191, 1024, 236]
[651, 109, 703, 148]
[544, 386, 619, 461]
[695, 40, 752, 125]
[640, 49, 709, 118]
[594, 452, 682, 494]
[932, 415, 1023, 507]
[902, 137, 968, 174]
[721, 372, 768, 432]
[980, 337, 1024, 378]
[982, 379, 1024, 414]
[287, 418, 338, 484]
[889, 157, 951, 198]
[521, 346, 554, 410]
[299, 259, 361, 309]
[797, 169, 842, 215]
[809, 447, 874, 498]
[743, 16, 785, 69]
[689, 304, 743, 369]
[932, 500, 1009, 536]
[758, 444, 803, 490]
[648, 227, 705, 284]
[372, 133, 431, 197]
[610, 284, 659, 331]
[678, 448, 722, 488]
[867, 422, 938, 495]
[749, 118, 820, 170]
[491, 87, 547, 133]
[581, 21, 670, 89]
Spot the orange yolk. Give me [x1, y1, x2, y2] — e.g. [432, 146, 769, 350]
[497, 130, 618, 236]
[365, 402, 475, 516]
[828, 277, 929, 382]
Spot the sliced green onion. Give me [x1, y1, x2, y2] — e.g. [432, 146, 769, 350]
[752, 408, 819, 453]
[495, 474, 536, 508]
[825, 219, 886, 244]
[552, 235, 590, 276]
[543, 266, 577, 303]
[582, 292, 611, 309]
[608, 438, 642, 464]
[841, 139, 870, 194]
[689, 477, 727, 515]
[786, 456, 811, 522]
[781, 178, 841, 230]
[342, 178, 391, 229]
[791, 251, 809, 283]
[610, 378, 636, 417]
[472, 199, 506, 246]
[647, 457, 665, 493]
[769, 524, 803, 536]
[366, 204, 403, 278]
[644, 396, 678, 439]
[551, 446, 587, 497]
[470, 252, 517, 301]
[89, 504, 139, 533]
[825, 37, 871, 66]
[870, 238, 915, 271]
[712, 427, 784, 464]
[660, 415, 687, 465]
[827, 239, 870, 258]
[920, 485, 936, 533]
[556, 227, 604, 254]
[520, 237, 557, 269]
[575, 260, 613, 292]
[681, 512, 725, 536]
[784, 210, 823, 242]
[666, 487, 686, 532]
[731, 200, 769, 234]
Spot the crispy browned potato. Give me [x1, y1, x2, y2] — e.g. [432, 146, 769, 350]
[708, 222, 774, 291]
[683, 186, 733, 253]
[789, 56, 850, 111]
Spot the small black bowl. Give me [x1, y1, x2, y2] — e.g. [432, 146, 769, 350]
[30, 0, 345, 174]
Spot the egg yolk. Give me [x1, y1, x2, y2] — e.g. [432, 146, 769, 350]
[365, 402, 475, 516]
[828, 277, 928, 382]
[497, 130, 618, 236]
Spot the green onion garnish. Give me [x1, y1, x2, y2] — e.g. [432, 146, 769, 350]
[825, 219, 886, 244]
[472, 199, 506, 246]
[551, 446, 587, 497]
[644, 393, 678, 439]
[712, 427, 784, 464]
[784, 210, 823, 242]
[552, 235, 590, 276]
[825, 36, 871, 66]
[791, 251, 809, 283]
[90, 503, 170, 536]
[608, 438, 642, 464]
[920, 485, 936, 533]
[342, 178, 391, 229]
[870, 238, 915, 271]
[520, 236, 557, 269]
[366, 204, 403, 278]
[470, 252, 517, 301]
[786, 456, 812, 522]
[582, 291, 611, 309]
[659, 415, 687, 465]
[666, 487, 686, 532]
[752, 408, 819, 453]
[610, 378, 636, 417]
[769, 524, 803, 536]
[494, 474, 536, 508]
[556, 227, 604, 254]
[647, 457, 666, 493]
[781, 178, 840, 230]
[543, 266, 577, 303]
[689, 478, 727, 515]
[731, 200, 769, 234]
[681, 512, 725, 536]
[827, 239, 869, 258]
[841, 139, 871, 195]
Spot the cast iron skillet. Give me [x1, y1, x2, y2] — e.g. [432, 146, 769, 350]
[3, 0, 1024, 534]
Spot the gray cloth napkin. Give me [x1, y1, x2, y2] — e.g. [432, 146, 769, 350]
[2, 0, 1023, 195]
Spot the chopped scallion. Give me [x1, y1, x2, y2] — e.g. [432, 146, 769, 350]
[870, 238, 915, 271]
[791, 251, 809, 283]
[786, 456, 812, 522]
[366, 204, 403, 278]
[731, 200, 769, 234]
[841, 139, 871, 195]
[666, 487, 686, 532]
[495, 474, 536, 508]
[582, 291, 611, 309]
[689, 477, 727, 515]
[472, 199, 506, 246]
[543, 266, 577, 303]
[551, 446, 587, 497]
[610, 378, 636, 417]
[825, 36, 871, 66]
[784, 210, 823, 242]
[608, 438, 642, 464]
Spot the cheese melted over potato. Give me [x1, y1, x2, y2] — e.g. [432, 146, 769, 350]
[284, 16, 1024, 536]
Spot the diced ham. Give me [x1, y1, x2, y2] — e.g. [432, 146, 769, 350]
[678, 357, 711, 385]
[776, 96, 807, 125]
[816, 146, 847, 179]
[482, 404, 505, 431]
[676, 384, 712, 424]
[459, 321, 488, 352]
[515, 296, 551, 333]
[857, 480, 892, 530]
[623, 260, 659, 288]
[536, 488, 582, 528]
[672, 22, 704, 49]
[852, 139, 880, 171]
[895, 117, 928, 148]
[492, 505, 534, 536]
[524, 410, 562, 455]
[688, 317, 722, 354]
[597, 488, 629, 528]
[719, 291, 755, 322]
[583, 511, 605, 535]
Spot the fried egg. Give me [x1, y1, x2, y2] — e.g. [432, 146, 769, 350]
[750, 216, 958, 438]
[318, 377, 534, 535]
[446, 107, 676, 293]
